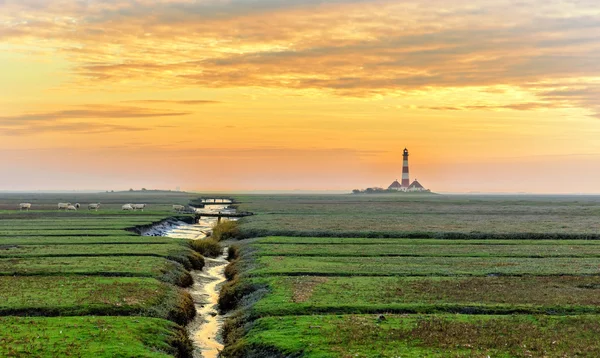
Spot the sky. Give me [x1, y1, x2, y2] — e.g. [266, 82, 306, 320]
[1, 0, 600, 193]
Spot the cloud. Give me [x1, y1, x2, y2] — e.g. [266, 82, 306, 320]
[0, 105, 191, 125]
[2, 0, 600, 114]
[0, 104, 191, 135]
[123, 99, 222, 105]
[180, 146, 384, 158]
[536, 84, 600, 118]
[422, 102, 562, 112]
[0, 121, 149, 136]
[0, 143, 384, 158]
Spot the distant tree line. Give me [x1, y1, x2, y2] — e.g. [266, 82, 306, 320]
[352, 187, 389, 194]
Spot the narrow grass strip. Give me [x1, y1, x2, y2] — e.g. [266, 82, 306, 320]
[252, 256, 600, 277]
[232, 314, 600, 357]
[0, 316, 192, 357]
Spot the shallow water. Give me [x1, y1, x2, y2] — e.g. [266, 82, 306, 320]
[188, 251, 229, 358]
[167, 223, 210, 239]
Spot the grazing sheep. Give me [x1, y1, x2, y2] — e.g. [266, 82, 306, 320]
[19, 203, 31, 211]
[122, 204, 134, 211]
[66, 205, 77, 211]
[172, 204, 186, 212]
[58, 202, 71, 210]
[88, 203, 100, 211]
[132, 204, 146, 211]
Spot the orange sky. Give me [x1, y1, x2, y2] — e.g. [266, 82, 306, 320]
[1, 0, 600, 193]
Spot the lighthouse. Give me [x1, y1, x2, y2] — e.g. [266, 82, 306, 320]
[385, 147, 429, 192]
[401, 148, 410, 188]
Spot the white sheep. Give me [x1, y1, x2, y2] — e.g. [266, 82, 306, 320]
[75, 203, 80, 209]
[88, 203, 101, 211]
[132, 204, 146, 211]
[58, 202, 71, 210]
[66, 205, 77, 211]
[19, 203, 32, 211]
[122, 204, 134, 211]
[172, 204, 185, 212]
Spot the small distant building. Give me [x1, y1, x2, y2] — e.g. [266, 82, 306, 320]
[388, 180, 403, 191]
[408, 179, 427, 192]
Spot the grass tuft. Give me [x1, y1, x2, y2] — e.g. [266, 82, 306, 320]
[212, 221, 242, 242]
[224, 259, 240, 281]
[165, 290, 196, 325]
[190, 239, 222, 258]
[227, 245, 241, 261]
[219, 277, 257, 313]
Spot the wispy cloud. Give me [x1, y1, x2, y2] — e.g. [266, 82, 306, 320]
[538, 85, 600, 118]
[8, 143, 384, 157]
[170, 146, 384, 158]
[422, 102, 564, 112]
[0, 122, 149, 136]
[0, 105, 191, 124]
[123, 99, 222, 105]
[0, 104, 190, 135]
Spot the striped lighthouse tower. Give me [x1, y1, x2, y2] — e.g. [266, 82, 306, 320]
[401, 148, 410, 188]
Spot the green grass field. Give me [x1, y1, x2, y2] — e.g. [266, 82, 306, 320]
[0, 276, 194, 323]
[0, 229, 141, 236]
[0, 236, 181, 245]
[0, 243, 203, 270]
[256, 236, 600, 245]
[0, 212, 182, 237]
[252, 241, 600, 257]
[241, 314, 600, 357]
[252, 255, 600, 276]
[5, 192, 600, 356]
[0, 191, 193, 210]
[0, 191, 202, 357]
[0, 256, 193, 285]
[222, 194, 600, 357]
[235, 194, 600, 237]
[225, 235, 600, 356]
[0, 316, 191, 357]
[249, 275, 600, 316]
[0, 216, 176, 225]
[0, 243, 189, 257]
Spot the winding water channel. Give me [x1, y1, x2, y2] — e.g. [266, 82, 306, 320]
[188, 251, 228, 358]
[142, 201, 233, 358]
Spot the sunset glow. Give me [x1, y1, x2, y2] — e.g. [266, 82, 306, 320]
[2, 0, 600, 192]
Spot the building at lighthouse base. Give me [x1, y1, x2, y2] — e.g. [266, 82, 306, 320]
[388, 180, 404, 191]
[387, 179, 428, 192]
[407, 179, 427, 192]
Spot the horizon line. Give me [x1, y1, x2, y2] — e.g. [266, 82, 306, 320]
[1, 189, 600, 196]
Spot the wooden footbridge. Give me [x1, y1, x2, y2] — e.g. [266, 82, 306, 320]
[197, 199, 233, 204]
[194, 211, 254, 223]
